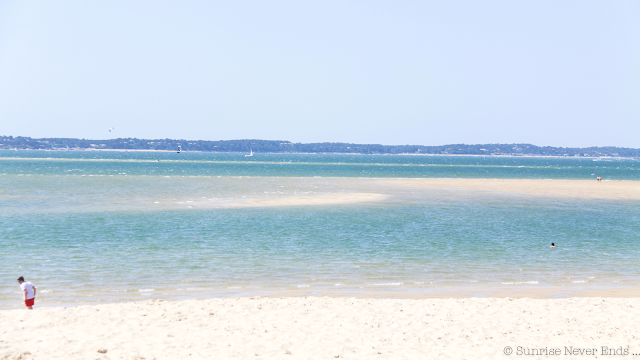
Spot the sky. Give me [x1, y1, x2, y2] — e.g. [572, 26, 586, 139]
[0, 1, 638, 147]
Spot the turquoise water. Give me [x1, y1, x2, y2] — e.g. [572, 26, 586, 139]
[1, 151, 640, 308]
[1, 150, 639, 179]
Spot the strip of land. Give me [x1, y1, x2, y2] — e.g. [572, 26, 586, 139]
[2, 297, 639, 359]
[384, 178, 640, 199]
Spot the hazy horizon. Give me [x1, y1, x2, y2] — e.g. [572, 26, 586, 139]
[1, 1, 638, 147]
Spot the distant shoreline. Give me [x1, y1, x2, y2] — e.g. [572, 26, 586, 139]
[2, 136, 638, 157]
[1, 148, 637, 160]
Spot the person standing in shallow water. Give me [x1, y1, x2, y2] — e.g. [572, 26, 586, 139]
[551, 243, 556, 248]
[17, 276, 36, 309]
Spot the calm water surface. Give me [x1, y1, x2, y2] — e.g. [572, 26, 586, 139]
[1, 151, 639, 308]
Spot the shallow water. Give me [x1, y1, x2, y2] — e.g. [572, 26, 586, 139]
[1, 151, 639, 308]
[1, 150, 639, 179]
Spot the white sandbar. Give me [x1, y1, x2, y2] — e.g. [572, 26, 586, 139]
[384, 178, 640, 199]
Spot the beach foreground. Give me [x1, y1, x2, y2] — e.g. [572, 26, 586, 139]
[2, 297, 639, 360]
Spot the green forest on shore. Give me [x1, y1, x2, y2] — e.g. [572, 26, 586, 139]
[1, 136, 638, 157]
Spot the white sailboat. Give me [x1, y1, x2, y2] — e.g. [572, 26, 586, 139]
[245, 149, 253, 157]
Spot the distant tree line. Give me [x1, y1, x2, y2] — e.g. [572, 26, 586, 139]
[0, 136, 638, 157]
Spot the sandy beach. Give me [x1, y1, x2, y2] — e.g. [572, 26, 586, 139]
[3, 160, 640, 359]
[2, 297, 639, 359]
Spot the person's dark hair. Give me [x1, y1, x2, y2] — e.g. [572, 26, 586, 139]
[17, 276, 25, 282]
[551, 243, 555, 246]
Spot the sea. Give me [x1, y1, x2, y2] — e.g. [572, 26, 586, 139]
[1, 150, 639, 308]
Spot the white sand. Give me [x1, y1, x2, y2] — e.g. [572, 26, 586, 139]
[2, 297, 639, 359]
[384, 178, 640, 199]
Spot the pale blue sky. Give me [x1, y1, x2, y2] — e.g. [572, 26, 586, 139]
[1, 1, 638, 147]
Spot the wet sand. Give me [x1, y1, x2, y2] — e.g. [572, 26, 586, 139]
[383, 178, 640, 199]
[226, 193, 387, 207]
[171, 179, 640, 210]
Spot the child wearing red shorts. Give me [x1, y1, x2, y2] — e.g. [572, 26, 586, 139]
[17, 276, 36, 309]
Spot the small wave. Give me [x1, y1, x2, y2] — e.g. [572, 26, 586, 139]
[334, 284, 342, 286]
[572, 280, 586, 283]
[501, 281, 539, 285]
[138, 289, 154, 292]
[297, 285, 310, 288]
[227, 286, 242, 289]
[40, 289, 53, 293]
